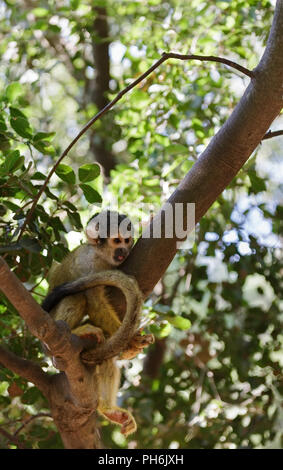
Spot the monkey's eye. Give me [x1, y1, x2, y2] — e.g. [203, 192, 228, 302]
[125, 238, 130, 244]
[113, 238, 121, 244]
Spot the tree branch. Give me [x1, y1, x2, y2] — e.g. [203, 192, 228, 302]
[14, 413, 52, 436]
[121, 0, 283, 296]
[0, 427, 26, 449]
[0, 345, 50, 394]
[0, 260, 105, 447]
[89, 6, 116, 177]
[262, 129, 283, 140]
[0, 256, 84, 370]
[17, 52, 253, 240]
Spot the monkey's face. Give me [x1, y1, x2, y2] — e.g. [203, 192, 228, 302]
[108, 235, 134, 265]
[86, 210, 134, 266]
[91, 234, 133, 267]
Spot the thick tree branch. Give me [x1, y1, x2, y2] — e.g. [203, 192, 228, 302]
[121, 0, 283, 296]
[0, 256, 65, 343]
[0, 257, 85, 373]
[0, 255, 102, 445]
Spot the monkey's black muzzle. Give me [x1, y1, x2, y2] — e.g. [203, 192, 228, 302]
[114, 248, 128, 263]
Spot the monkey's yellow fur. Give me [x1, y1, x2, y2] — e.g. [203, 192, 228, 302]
[44, 212, 153, 436]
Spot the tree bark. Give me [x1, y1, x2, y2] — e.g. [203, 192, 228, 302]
[90, 6, 116, 177]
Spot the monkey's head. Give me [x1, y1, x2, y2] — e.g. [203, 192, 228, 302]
[86, 210, 134, 266]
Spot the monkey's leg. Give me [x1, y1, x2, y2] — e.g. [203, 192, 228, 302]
[50, 293, 87, 329]
[86, 286, 122, 336]
[97, 359, 137, 436]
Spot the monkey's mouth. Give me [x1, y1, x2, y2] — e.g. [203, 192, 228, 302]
[114, 254, 126, 263]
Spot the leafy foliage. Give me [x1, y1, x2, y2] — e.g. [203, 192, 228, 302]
[0, 0, 282, 450]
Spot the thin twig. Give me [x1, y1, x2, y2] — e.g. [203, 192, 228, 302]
[14, 412, 52, 436]
[262, 129, 283, 140]
[0, 427, 26, 449]
[0, 345, 50, 394]
[17, 52, 254, 240]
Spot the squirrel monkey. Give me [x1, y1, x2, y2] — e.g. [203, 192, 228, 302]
[42, 210, 153, 436]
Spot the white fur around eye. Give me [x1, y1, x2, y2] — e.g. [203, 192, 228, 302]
[86, 220, 99, 239]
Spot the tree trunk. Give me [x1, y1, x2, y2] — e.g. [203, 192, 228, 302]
[90, 6, 116, 177]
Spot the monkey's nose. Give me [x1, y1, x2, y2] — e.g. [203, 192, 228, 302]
[114, 248, 127, 263]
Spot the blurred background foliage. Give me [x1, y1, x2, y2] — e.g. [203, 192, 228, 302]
[0, 0, 282, 449]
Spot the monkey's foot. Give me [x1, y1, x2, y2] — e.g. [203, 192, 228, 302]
[72, 323, 105, 343]
[120, 331, 155, 360]
[98, 405, 137, 437]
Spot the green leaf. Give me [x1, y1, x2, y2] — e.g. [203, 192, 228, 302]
[162, 155, 184, 177]
[6, 82, 23, 102]
[150, 322, 172, 338]
[55, 164, 76, 184]
[48, 24, 61, 33]
[0, 381, 9, 396]
[79, 184, 102, 203]
[78, 163, 100, 183]
[31, 171, 47, 180]
[4, 201, 20, 212]
[165, 144, 188, 155]
[68, 211, 83, 229]
[10, 108, 33, 139]
[33, 131, 55, 142]
[248, 170, 266, 194]
[31, 7, 49, 17]
[0, 116, 7, 132]
[62, 201, 78, 211]
[131, 89, 151, 110]
[50, 216, 67, 233]
[10, 117, 32, 138]
[142, 177, 160, 187]
[165, 315, 191, 330]
[32, 140, 56, 155]
[9, 107, 28, 119]
[70, 0, 81, 9]
[21, 386, 42, 404]
[4, 150, 24, 173]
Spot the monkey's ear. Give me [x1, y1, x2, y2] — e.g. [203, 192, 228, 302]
[86, 220, 99, 242]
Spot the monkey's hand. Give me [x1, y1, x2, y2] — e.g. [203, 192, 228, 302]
[72, 323, 105, 345]
[120, 330, 155, 360]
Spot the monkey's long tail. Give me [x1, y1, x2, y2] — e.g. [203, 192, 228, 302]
[42, 271, 144, 359]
